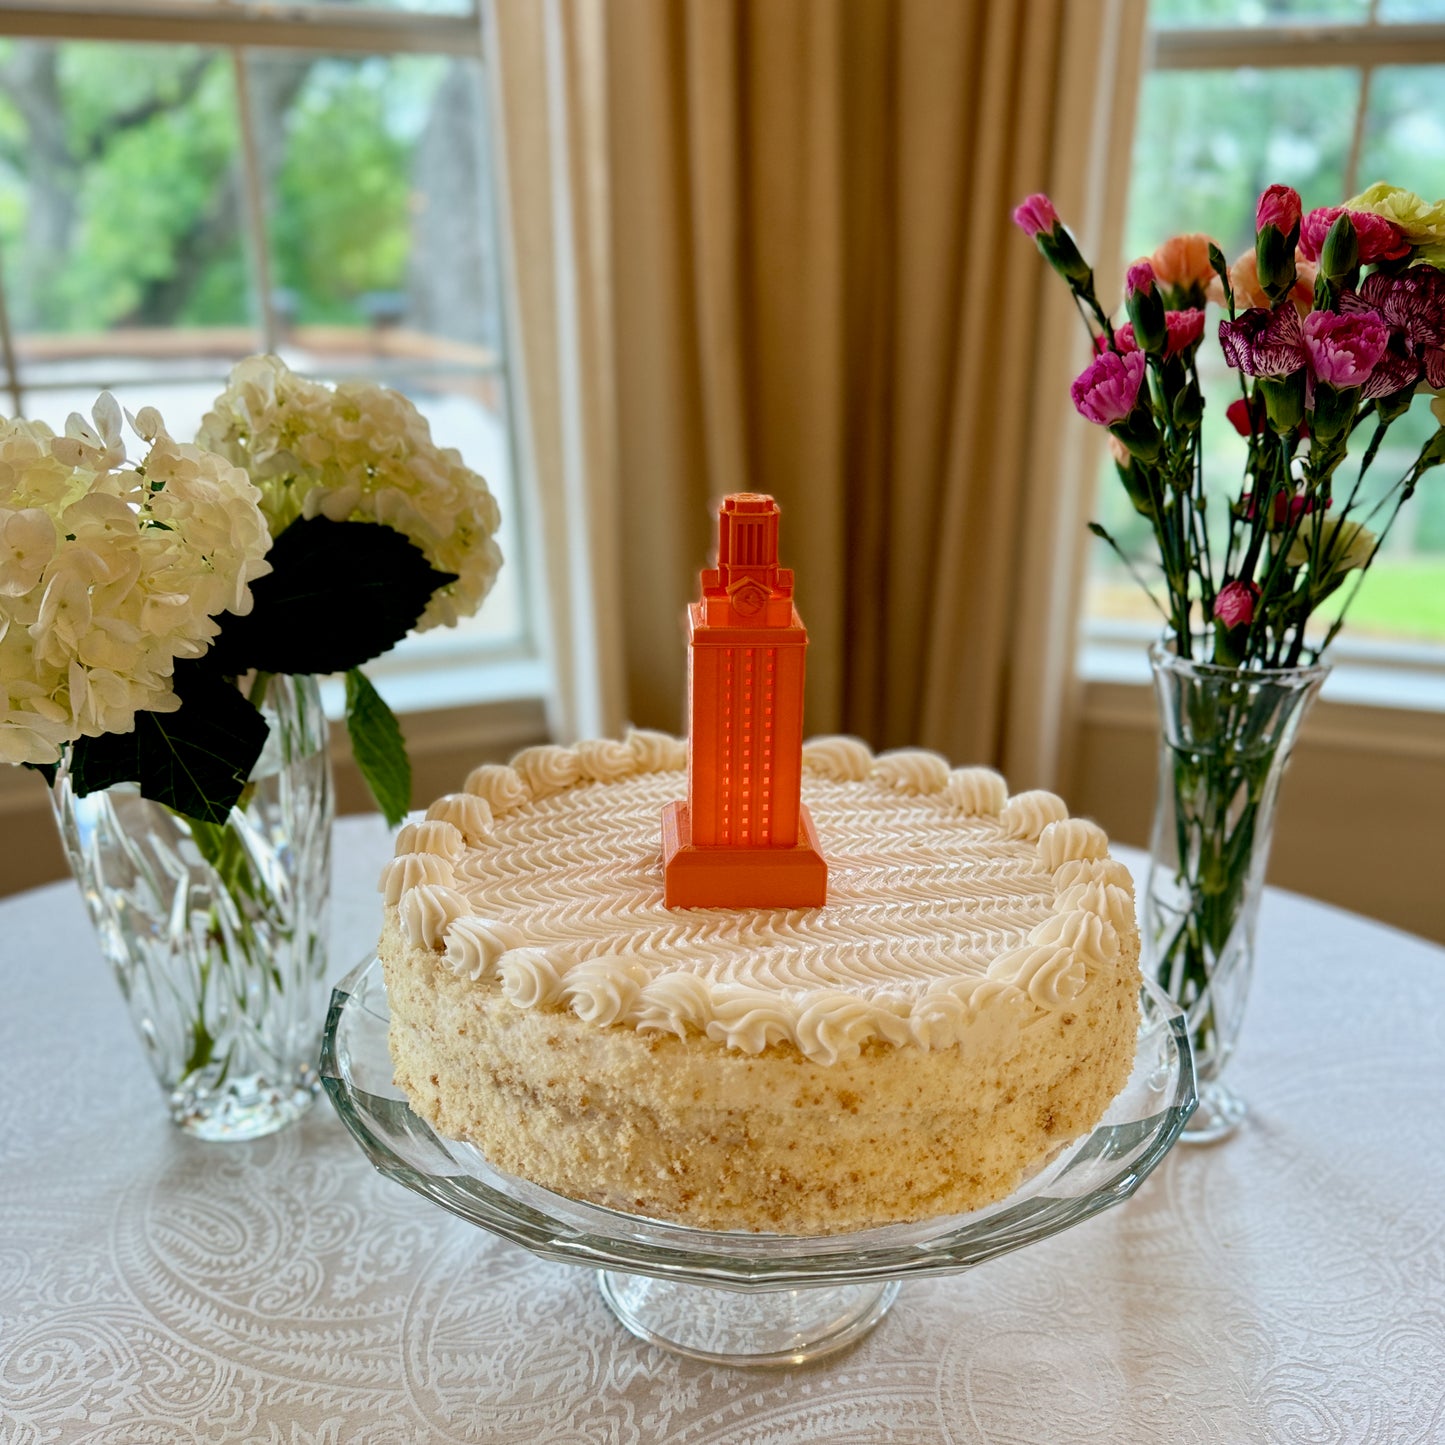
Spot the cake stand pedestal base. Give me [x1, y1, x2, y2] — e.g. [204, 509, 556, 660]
[597, 1273, 901, 1367]
[1179, 1078, 1247, 1144]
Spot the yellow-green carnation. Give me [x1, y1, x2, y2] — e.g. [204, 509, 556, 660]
[1344, 182, 1445, 263]
[1286, 516, 1377, 577]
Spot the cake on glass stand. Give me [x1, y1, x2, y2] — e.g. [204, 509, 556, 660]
[332, 493, 1196, 1364]
[321, 957, 1194, 1367]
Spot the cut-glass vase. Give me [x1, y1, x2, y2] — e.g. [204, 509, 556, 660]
[1144, 640, 1327, 1143]
[51, 674, 334, 1141]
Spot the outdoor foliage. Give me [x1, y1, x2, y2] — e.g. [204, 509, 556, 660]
[0, 41, 459, 334]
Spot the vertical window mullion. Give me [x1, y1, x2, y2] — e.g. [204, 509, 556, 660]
[1343, 64, 1374, 200]
[231, 48, 280, 354]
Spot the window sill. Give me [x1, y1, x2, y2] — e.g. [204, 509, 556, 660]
[1080, 627, 1445, 715]
[318, 650, 550, 719]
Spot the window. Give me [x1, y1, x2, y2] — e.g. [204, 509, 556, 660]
[1081, 0, 1445, 708]
[0, 3, 540, 717]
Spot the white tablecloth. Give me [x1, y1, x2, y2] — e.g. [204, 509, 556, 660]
[3, 818, 1443, 1444]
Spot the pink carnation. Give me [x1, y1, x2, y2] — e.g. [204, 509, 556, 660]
[1213, 580, 1260, 629]
[1255, 184, 1302, 235]
[1012, 193, 1059, 239]
[1162, 307, 1205, 353]
[1299, 206, 1409, 264]
[1301, 309, 1389, 388]
[1108, 308, 1205, 358]
[1070, 348, 1146, 426]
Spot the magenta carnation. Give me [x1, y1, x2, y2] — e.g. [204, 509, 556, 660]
[1299, 206, 1409, 264]
[1012, 193, 1059, 239]
[1213, 580, 1260, 629]
[1255, 184, 1302, 235]
[1125, 261, 1157, 297]
[1301, 309, 1389, 388]
[1070, 348, 1146, 426]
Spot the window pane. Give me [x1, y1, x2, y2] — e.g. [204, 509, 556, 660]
[248, 51, 502, 351]
[1124, 67, 1360, 265]
[1151, 0, 1369, 26]
[1344, 65, 1445, 643]
[1093, 57, 1445, 649]
[1324, 405, 1445, 644]
[242, 48, 523, 664]
[0, 40, 262, 391]
[1379, 0, 1445, 19]
[1359, 65, 1445, 201]
[0, 39, 529, 697]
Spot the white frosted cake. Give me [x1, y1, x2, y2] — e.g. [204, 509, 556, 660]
[379, 731, 1141, 1235]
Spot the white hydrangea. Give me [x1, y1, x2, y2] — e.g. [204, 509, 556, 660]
[0, 397, 273, 766]
[198, 355, 503, 630]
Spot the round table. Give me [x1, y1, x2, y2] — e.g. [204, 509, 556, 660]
[3, 818, 1443, 1443]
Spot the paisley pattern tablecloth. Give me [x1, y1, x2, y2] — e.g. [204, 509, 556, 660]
[3, 819, 1443, 1444]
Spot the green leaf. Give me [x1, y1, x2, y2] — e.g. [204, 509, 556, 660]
[345, 668, 410, 826]
[208, 516, 458, 677]
[22, 759, 57, 787]
[67, 660, 269, 823]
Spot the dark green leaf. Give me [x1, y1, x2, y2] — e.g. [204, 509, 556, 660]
[21, 759, 57, 787]
[208, 516, 457, 677]
[345, 667, 410, 826]
[67, 659, 269, 823]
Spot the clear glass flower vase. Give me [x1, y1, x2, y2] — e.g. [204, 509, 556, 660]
[51, 674, 334, 1141]
[1144, 641, 1327, 1143]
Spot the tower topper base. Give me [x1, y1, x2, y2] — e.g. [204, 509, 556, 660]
[661, 801, 828, 910]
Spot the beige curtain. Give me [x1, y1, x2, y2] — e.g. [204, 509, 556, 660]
[492, 0, 1145, 783]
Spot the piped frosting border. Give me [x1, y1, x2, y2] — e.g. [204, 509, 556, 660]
[380, 732, 1136, 1065]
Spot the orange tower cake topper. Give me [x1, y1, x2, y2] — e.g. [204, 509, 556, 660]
[661, 493, 828, 908]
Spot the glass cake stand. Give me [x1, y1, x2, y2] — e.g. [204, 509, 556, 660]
[321, 956, 1196, 1367]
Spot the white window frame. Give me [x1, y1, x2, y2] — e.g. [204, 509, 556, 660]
[0, 0, 549, 720]
[1080, 3, 1445, 711]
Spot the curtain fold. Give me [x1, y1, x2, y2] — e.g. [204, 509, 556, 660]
[485, 0, 626, 742]
[492, 0, 1145, 782]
